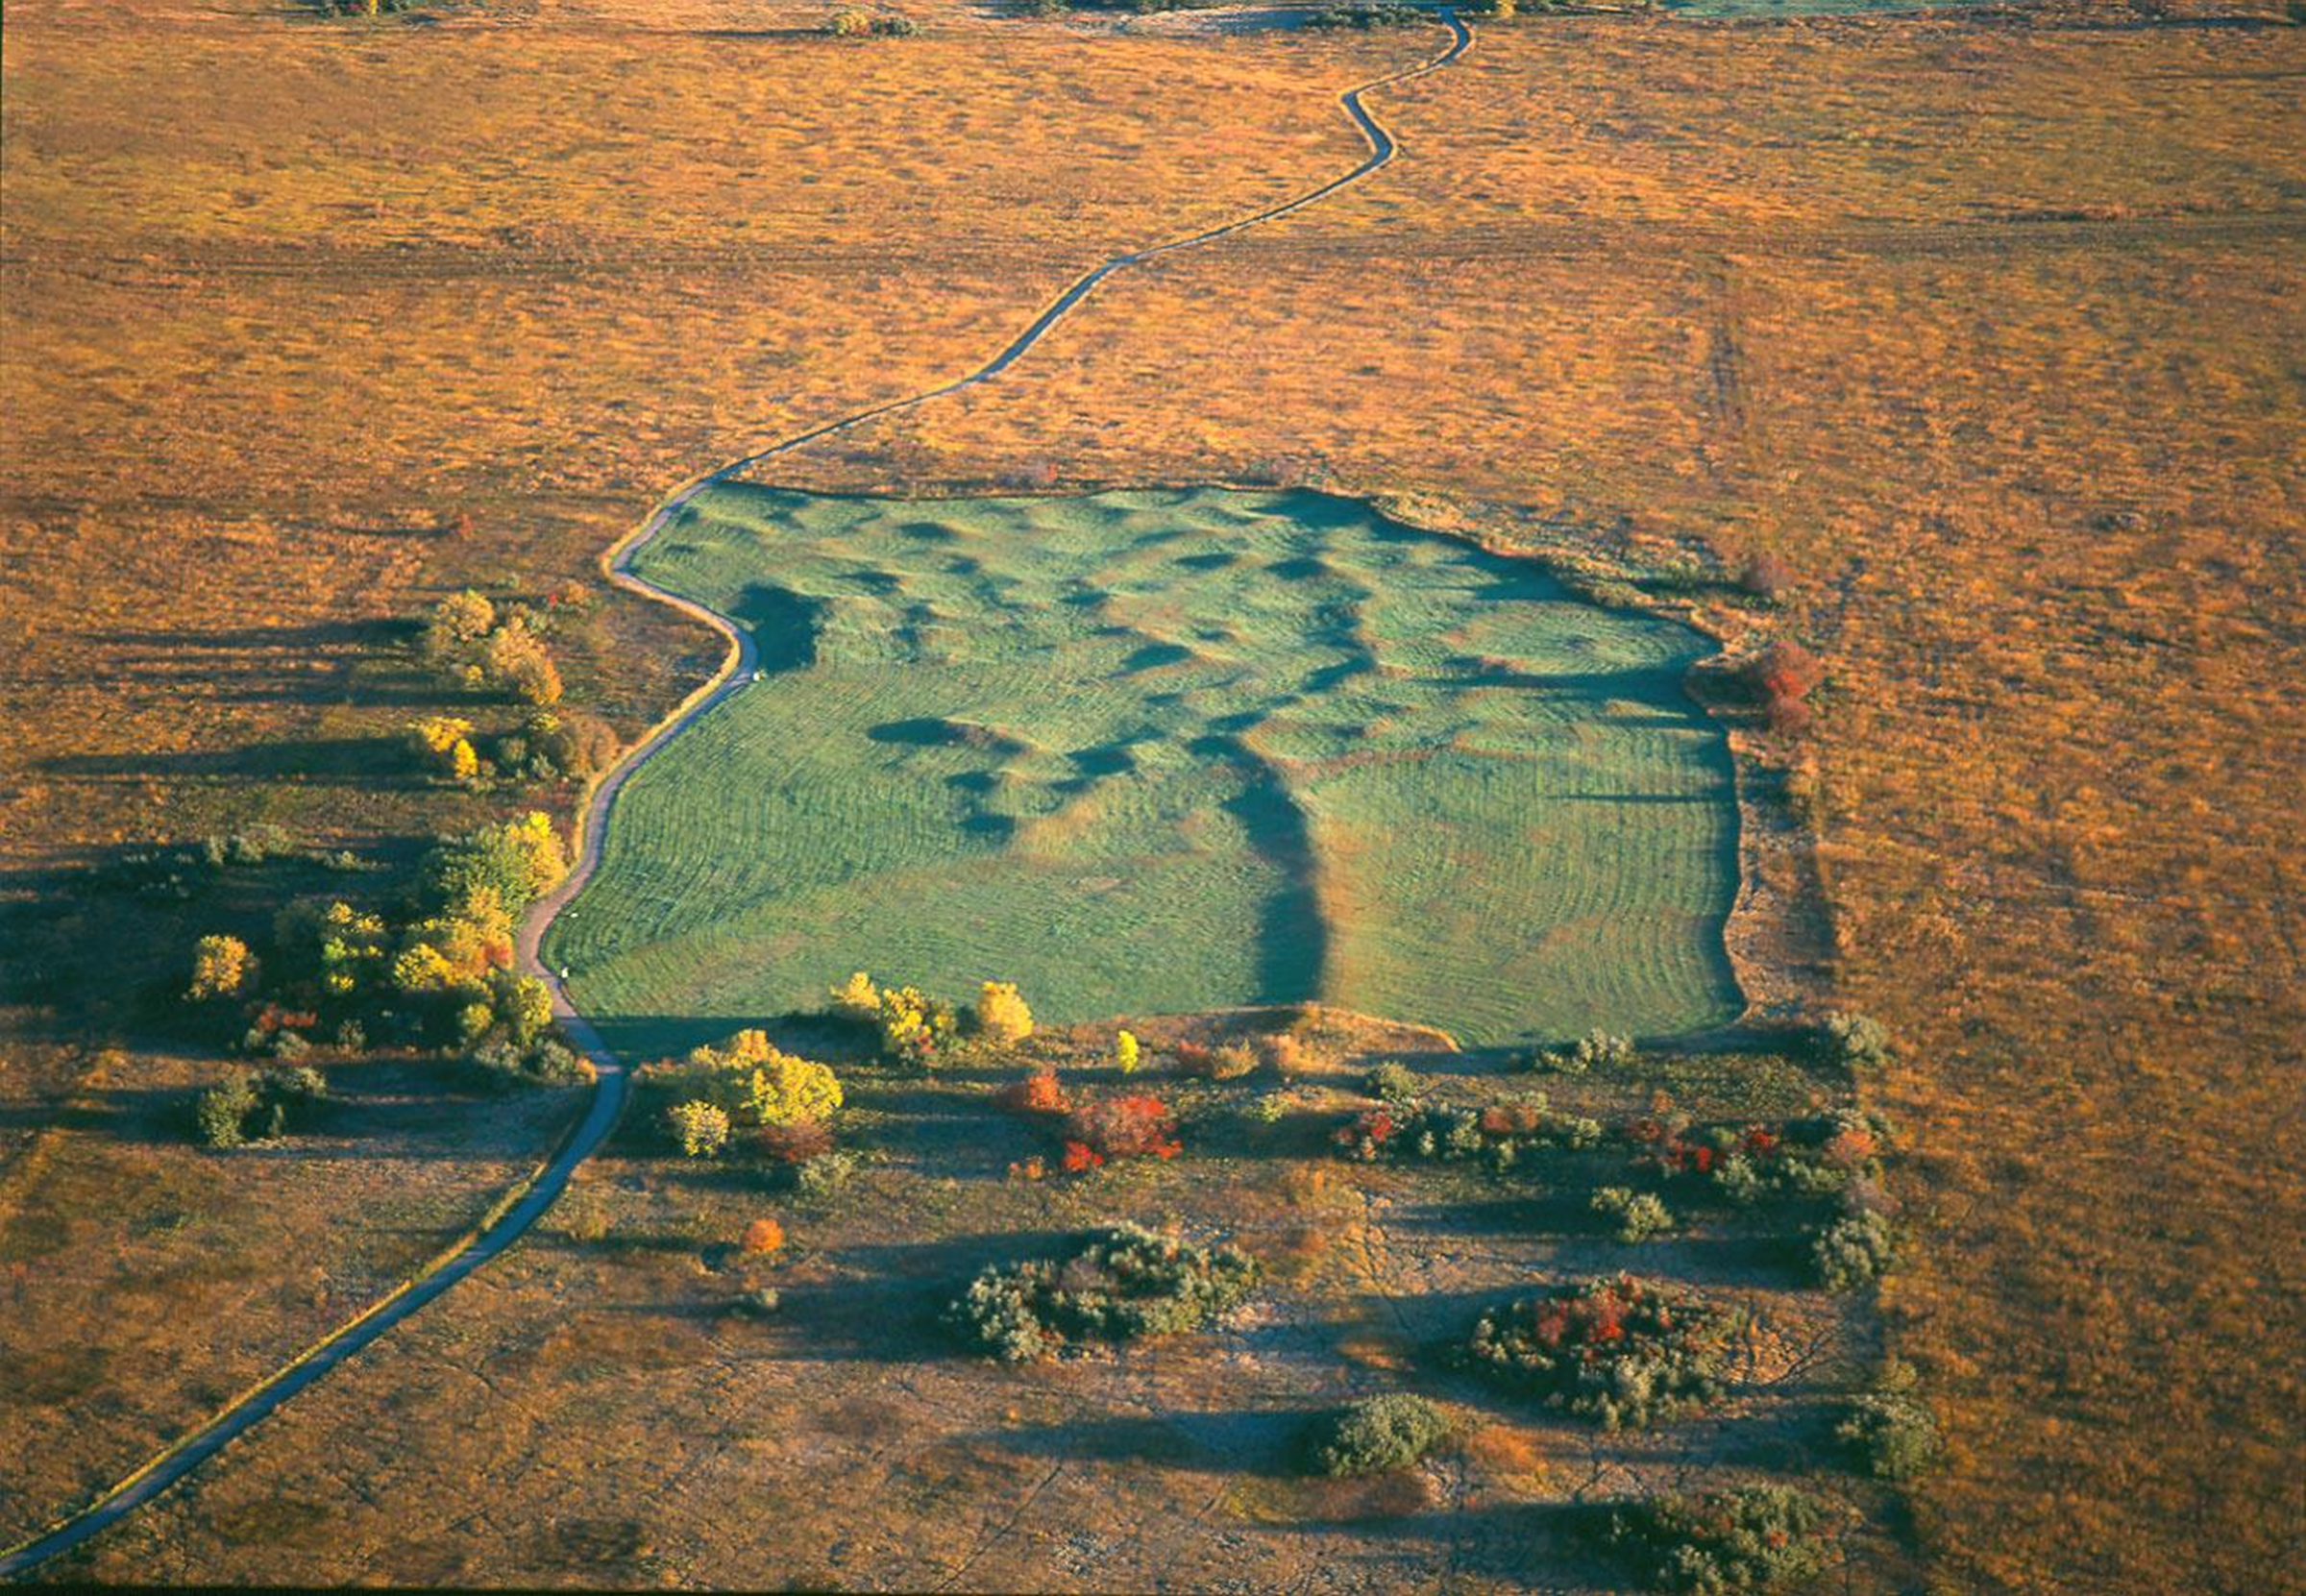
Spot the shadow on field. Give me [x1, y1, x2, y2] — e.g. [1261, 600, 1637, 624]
[969, 1407, 1307, 1477]
[754, 1228, 1085, 1364]
[41, 736, 421, 789]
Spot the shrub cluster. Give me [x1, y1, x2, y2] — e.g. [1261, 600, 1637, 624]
[420, 589, 563, 706]
[469, 1034, 589, 1091]
[1739, 640, 1824, 738]
[1837, 1364, 1941, 1481]
[827, 8, 919, 32]
[656, 1029, 845, 1156]
[997, 1069, 1070, 1116]
[1308, 0, 1427, 25]
[178, 813, 576, 1083]
[188, 934, 259, 1001]
[822, 972, 978, 1066]
[1628, 1108, 1890, 1207]
[98, 826, 372, 903]
[1592, 1186, 1677, 1243]
[1607, 1486, 1834, 1591]
[1818, 1011, 1891, 1071]
[1528, 1029, 1636, 1074]
[793, 1148, 862, 1205]
[1363, 1060, 1421, 1104]
[1173, 1041, 1259, 1081]
[944, 1223, 1258, 1361]
[195, 1065, 327, 1148]
[1302, 1393, 1451, 1478]
[1461, 1274, 1749, 1429]
[408, 709, 616, 789]
[1336, 1093, 1602, 1170]
[1811, 1210, 1899, 1291]
[973, 980, 1035, 1044]
[668, 1099, 731, 1158]
[1060, 1093, 1182, 1172]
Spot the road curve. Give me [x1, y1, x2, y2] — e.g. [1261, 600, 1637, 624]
[0, 13, 1470, 1580]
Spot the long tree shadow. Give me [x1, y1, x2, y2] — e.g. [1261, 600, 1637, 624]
[1219, 764, 1327, 1006]
[727, 583, 823, 674]
[39, 736, 423, 789]
[755, 1228, 1083, 1364]
[964, 1406, 1309, 1477]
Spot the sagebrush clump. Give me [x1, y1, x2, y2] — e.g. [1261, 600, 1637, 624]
[1462, 1274, 1748, 1429]
[1607, 1486, 1835, 1591]
[1363, 1060, 1419, 1104]
[1303, 1393, 1452, 1478]
[945, 1223, 1258, 1361]
[1837, 1363, 1941, 1481]
[1592, 1186, 1677, 1243]
[1812, 1210, 1899, 1291]
[1527, 1030, 1638, 1074]
[193, 1064, 327, 1148]
[1819, 1011, 1892, 1071]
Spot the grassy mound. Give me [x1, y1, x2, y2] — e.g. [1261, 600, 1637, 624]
[549, 486, 1739, 1052]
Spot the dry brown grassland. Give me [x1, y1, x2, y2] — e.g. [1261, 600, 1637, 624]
[3, 0, 2302, 1586]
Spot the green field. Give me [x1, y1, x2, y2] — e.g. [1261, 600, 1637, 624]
[547, 487, 1741, 1055]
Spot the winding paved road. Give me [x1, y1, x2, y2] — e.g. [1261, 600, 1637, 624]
[0, 13, 1471, 1578]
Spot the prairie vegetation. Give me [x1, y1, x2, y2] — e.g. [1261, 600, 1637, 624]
[0, 4, 1440, 1546]
[2, 0, 2299, 1584]
[45, 1013, 1884, 1585]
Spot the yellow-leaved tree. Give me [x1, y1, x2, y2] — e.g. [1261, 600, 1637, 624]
[974, 981, 1034, 1045]
[187, 934, 257, 1001]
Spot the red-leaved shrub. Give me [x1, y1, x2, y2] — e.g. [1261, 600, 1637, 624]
[999, 1070, 1068, 1115]
[1063, 1094, 1182, 1164]
[757, 1118, 834, 1164]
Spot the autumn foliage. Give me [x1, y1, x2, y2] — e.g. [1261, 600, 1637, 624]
[1062, 1094, 1183, 1166]
[1739, 640, 1824, 737]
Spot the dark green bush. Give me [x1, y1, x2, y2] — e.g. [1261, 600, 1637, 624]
[1608, 1486, 1834, 1591]
[793, 1149, 862, 1205]
[1362, 1060, 1420, 1105]
[471, 1037, 593, 1092]
[1818, 1012, 1890, 1070]
[1461, 1274, 1747, 1429]
[1811, 1210, 1897, 1291]
[1838, 1380, 1940, 1481]
[1303, 1393, 1451, 1477]
[195, 1064, 326, 1148]
[945, 1222, 1259, 1361]
[195, 1072, 262, 1148]
[1591, 1186, 1676, 1242]
[1530, 1029, 1636, 1074]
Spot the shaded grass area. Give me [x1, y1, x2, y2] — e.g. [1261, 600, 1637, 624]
[548, 486, 1742, 1052]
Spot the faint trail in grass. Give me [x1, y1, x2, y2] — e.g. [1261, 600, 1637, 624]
[0, 14, 1476, 1578]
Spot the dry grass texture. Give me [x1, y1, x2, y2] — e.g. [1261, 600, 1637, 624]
[3, 0, 2302, 1585]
